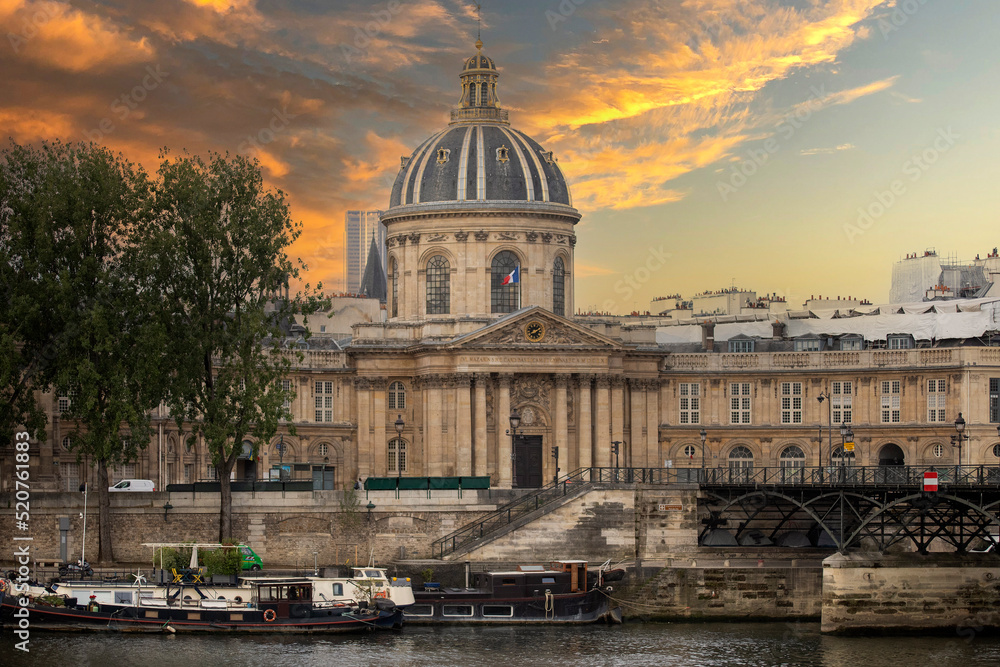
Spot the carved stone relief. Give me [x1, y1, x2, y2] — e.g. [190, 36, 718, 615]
[474, 230, 489, 241]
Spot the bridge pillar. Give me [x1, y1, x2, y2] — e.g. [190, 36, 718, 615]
[822, 552, 1000, 634]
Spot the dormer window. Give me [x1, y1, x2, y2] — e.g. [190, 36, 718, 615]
[542, 151, 556, 164]
[436, 148, 450, 164]
[728, 339, 755, 353]
[496, 146, 509, 163]
[887, 334, 914, 350]
[794, 337, 821, 352]
[840, 335, 863, 351]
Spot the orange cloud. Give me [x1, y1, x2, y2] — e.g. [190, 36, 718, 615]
[2, 0, 154, 72]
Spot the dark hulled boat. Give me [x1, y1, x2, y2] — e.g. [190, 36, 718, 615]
[0, 577, 402, 633]
[406, 561, 622, 624]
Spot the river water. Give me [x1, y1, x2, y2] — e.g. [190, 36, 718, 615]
[5, 622, 1000, 667]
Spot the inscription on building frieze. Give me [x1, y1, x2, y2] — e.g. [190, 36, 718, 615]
[460, 355, 607, 366]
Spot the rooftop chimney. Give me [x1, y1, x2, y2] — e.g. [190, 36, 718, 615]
[701, 321, 715, 353]
[772, 320, 786, 340]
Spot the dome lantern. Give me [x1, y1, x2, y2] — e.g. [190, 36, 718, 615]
[452, 40, 507, 125]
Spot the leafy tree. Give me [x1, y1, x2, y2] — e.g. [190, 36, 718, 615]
[0, 141, 165, 562]
[145, 151, 325, 540]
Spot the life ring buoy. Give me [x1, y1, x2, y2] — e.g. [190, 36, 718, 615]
[374, 590, 387, 599]
[0, 579, 8, 593]
[263, 609, 277, 622]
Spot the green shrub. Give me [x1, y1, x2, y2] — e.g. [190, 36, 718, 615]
[204, 540, 243, 576]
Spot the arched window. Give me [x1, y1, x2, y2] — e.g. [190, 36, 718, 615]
[683, 444, 697, 460]
[831, 446, 856, 466]
[994, 443, 1000, 458]
[491, 250, 520, 314]
[552, 256, 565, 316]
[388, 438, 407, 474]
[932, 443, 944, 458]
[469, 83, 478, 106]
[388, 381, 406, 411]
[479, 81, 488, 106]
[779, 445, 805, 482]
[426, 255, 450, 314]
[728, 446, 754, 468]
[779, 445, 805, 467]
[317, 443, 329, 458]
[390, 257, 398, 318]
[61, 436, 72, 450]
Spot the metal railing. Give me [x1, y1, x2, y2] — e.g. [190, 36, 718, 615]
[429, 464, 1000, 559]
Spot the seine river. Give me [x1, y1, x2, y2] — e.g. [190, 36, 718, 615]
[4, 623, 1000, 666]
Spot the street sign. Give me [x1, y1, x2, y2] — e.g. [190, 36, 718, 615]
[923, 471, 938, 492]
[844, 441, 855, 452]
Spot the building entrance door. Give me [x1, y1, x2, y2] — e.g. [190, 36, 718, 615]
[514, 435, 543, 488]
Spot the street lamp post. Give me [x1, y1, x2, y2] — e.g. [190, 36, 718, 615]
[817, 392, 832, 468]
[394, 414, 405, 480]
[699, 428, 707, 482]
[953, 413, 969, 482]
[506, 410, 521, 488]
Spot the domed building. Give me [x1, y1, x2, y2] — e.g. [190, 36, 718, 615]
[383, 39, 578, 320]
[345, 41, 663, 488]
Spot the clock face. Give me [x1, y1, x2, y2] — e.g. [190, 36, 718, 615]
[525, 321, 545, 342]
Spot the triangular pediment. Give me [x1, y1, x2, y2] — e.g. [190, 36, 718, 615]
[446, 307, 621, 350]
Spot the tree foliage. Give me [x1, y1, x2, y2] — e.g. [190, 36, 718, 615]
[0, 141, 166, 561]
[144, 151, 326, 540]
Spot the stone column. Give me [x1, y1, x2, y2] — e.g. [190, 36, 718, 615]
[595, 376, 611, 468]
[577, 375, 593, 469]
[497, 374, 513, 487]
[456, 374, 473, 476]
[629, 379, 645, 468]
[554, 374, 568, 481]
[427, 375, 443, 477]
[373, 378, 387, 476]
[473, 373, 489, 477]
[355, 378, 371, 479]
[646, 380, 660, 468]
[611, 375, 625, 465]
[417, 377, 428, 475]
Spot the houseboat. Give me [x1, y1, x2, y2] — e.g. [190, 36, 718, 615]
[0, 576, 403, 633]
[406, 561, 622, 624]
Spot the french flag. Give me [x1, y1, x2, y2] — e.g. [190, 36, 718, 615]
[502, 265, 520, 285]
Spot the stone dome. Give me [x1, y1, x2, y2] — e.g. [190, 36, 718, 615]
[387, 41, 575, 212]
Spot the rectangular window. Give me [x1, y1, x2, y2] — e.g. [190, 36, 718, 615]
[407, 604, 434, 616]
[794, 339, 821, 352]
[728, 340, 754, 353]
[207, 465, 218, 480]
[832, 381, 852, 424]
[881, 380, 901, 423]
[840, 337, 863, 351]
[990, 378, 999, 423]
[730, 382, 752, 425]
[184, 464, 193, 484]
[482, 605, 514, 617]
[280, 379, 293, 414]
[780, 382, 803, 424]
[314, 381, 333, 422]
[61, 463, 80, 492]
[442, 605, 474, 617]
[888, 335, 913, 349]
[927, 379, 946, 422]
[679, 383, 700, 425]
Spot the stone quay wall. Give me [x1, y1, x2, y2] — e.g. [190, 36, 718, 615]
[822, 552, 1000, 634]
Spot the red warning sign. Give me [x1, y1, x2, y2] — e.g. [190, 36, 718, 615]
[923, 471, 938, 492]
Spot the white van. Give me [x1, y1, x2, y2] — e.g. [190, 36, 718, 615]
[970, 535, 998, 553]
[109, 479, 156, 492]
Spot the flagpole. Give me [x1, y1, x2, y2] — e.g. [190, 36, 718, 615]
[517, 266, 521, 310]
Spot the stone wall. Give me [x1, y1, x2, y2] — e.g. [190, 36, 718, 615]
[822, 552, 1000, 634]
[624, 562, 823, 621]
[0, 489, 504, 567]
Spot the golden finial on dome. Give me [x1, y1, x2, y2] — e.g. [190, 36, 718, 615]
[475, 38, 483, 51]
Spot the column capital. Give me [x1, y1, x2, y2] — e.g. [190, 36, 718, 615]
[595, 375, 611, 388]
[497, 373, 514, 388]
[554, 373, 571, 388]
[473, 372, 491, 384]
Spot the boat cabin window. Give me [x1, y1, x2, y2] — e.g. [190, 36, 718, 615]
[442, 604, 474, 617]
[115, 591, 133, 604]
[483, 605, 514, 617]
[364, 570, 383, 579]
[332, 583, 343, 596]
[257, 584, 312, 602]
[500, 578, 517, 585]
[406, 604, 434, 616]
[542, 577, 555, 584]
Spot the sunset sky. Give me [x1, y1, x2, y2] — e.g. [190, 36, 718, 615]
[4, 0, 998, 313]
